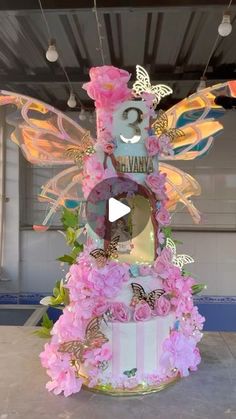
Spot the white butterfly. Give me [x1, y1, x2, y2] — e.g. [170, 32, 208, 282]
[166, 238, 194, 269]
[132, 65, 173, 105]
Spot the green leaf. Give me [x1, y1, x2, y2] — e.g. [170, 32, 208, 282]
[41, 313, 53, 330]
[192, 284, 206, 295]
[53, 286, 60, 298]
[61, 208, 78, 229]
[66, 227, 76, 246]
[57, 254, 74, 264]
[162, 227, 172, 239]
[33, 327, 52, 338]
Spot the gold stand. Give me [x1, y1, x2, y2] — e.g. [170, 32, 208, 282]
[81, 375, 180, 397]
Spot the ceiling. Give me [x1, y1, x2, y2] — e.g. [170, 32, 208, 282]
[0, 0, 236, 111]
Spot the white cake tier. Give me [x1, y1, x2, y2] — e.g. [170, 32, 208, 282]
[81, 313, 175, 380]
[113, 274, 164, 306]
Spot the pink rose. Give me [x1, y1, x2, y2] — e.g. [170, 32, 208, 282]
[111, 302, 130, 322]
[159, 134, 174, 156]
[155, 207, 171, 226]
[145, 136, 161, 156]
[154, 295, 171, 316]
[133, 302, 152, 322]
[145, 172, 167, 199]
[83, 66, 131, 109]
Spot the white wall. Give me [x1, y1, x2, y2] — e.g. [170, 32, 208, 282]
[1, 110, 236, 295]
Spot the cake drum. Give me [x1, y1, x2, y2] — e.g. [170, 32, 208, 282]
[79, 373, 180, 396]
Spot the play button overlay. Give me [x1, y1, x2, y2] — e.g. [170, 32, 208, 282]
[108, 198, 131, 222]
[85, 177, 151, 242]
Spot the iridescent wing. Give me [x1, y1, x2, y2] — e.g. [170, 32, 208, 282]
[159, 162, 201, 223]
[0, 91, 94, 165]
[0, 91, 94, 228]
[155, 81, 236, 160]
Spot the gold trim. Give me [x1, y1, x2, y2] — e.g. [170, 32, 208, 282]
[80, 374, 180, 397]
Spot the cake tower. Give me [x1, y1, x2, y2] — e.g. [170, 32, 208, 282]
[1, 66, 236, 397]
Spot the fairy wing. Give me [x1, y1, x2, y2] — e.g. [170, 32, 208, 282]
[155, 81, 236, 160]
[159, 162, 201, 223]
[0, 90, 94, 165]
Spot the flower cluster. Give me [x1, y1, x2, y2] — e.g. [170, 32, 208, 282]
[145, 134, 173, 157]
[83, 66, 131, 109]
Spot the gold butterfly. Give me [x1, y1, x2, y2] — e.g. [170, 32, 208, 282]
[131, 283, 165, 310]
[152, 110, 184, 142]
[132, 65, 173, 105]
[58, 317, 108, 363]
[65, 131, 95, 166]
[90, 235, 120, 268]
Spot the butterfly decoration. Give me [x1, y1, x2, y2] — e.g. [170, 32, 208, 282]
[152, 109, 184, 142]
[165, 237, 194, 269]
[1, 79, 236, 228]
[123, 368, 137, 378]
[90, 235, 120, 268]
[65, 131, 95, 167]
[132, 65, 173, 106]
[131, 283, 165, 310]
[58, 317, 108, 364]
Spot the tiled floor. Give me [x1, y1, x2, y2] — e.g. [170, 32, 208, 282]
[0, 327, 236, 419]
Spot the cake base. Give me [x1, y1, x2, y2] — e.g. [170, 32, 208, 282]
[81, 374, 180, 396]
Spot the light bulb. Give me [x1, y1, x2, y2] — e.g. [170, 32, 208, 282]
[218, 12, 232, 37]
[46, 43, 59, 62]
[67, 92, 77, 108]
[197, 78, 206, 92]
[79, 109, 86, 121]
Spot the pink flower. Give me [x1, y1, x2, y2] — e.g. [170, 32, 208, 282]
[102, 142, 115, 154]
[40, 342, 83, 397]
[139, 265, 153, 276]
[88, 261, 129, 298]
[51, 307, 85, 342]
[159, 134, 174, 156]
[160, 331, 201, 377]
[154, 248, 173, 279]
[83, 66, 131, 109]
[145, 136, 161, 156]
[133, 302, 152, 321]
[111, 302, 130, 322]
[154, 295, 171, 316]
[145, 172, 167, 200]
[93, 298, 109, 316]
[155, 207, 171, 226]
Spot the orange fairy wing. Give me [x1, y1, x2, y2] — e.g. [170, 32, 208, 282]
[159, 162, 201, 224]
[155, 81, 236, 161]
[0, 90, 94, 165]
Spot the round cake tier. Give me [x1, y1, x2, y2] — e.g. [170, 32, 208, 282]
[80, 312, 176, 392]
